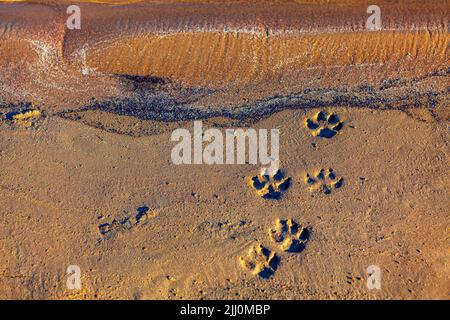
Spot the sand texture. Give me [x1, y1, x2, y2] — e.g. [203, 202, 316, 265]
[0, 0, 448, 299]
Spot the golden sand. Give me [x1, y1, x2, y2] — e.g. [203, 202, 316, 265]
[0, 0, 448, 300]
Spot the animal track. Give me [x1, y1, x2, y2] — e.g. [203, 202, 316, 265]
[269, 218, 310, 253]
[249, 169, 291, 199]
[97, 205, 153, 239]
[305, 111, 344, 138]
[239, 243, 280, 279]
[305, 168, 344, 194]
[239, 218, 311, 279]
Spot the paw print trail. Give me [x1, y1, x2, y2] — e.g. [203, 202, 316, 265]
[269, 218, 310, 253]
[239, 243, 280, 279]
[305, 168, 344, 195]
[249, 169, 291, 199]
[239, 218, 311, 279]
[305, 111, 344, 138]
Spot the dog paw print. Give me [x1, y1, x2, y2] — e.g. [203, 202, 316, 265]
[305, 168, 343, 194]
[249, 169, 291, 199]
[239, 243, 280, 279]
[269, 218, 310, 253]
[305, 111, 344, 138]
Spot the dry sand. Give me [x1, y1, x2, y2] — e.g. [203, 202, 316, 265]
[0, 0, 448, 299]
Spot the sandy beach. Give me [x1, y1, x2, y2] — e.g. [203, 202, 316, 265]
[0, 0, 448, 300]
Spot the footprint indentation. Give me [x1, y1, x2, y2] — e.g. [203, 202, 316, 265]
[269, 218, 310, 253]
[239, 243, 280, 279]
[249, 169, 291, 199]
[305, 168, 343, 194]
[305, 111, 344, 138]
[97, 205, 152, 239]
